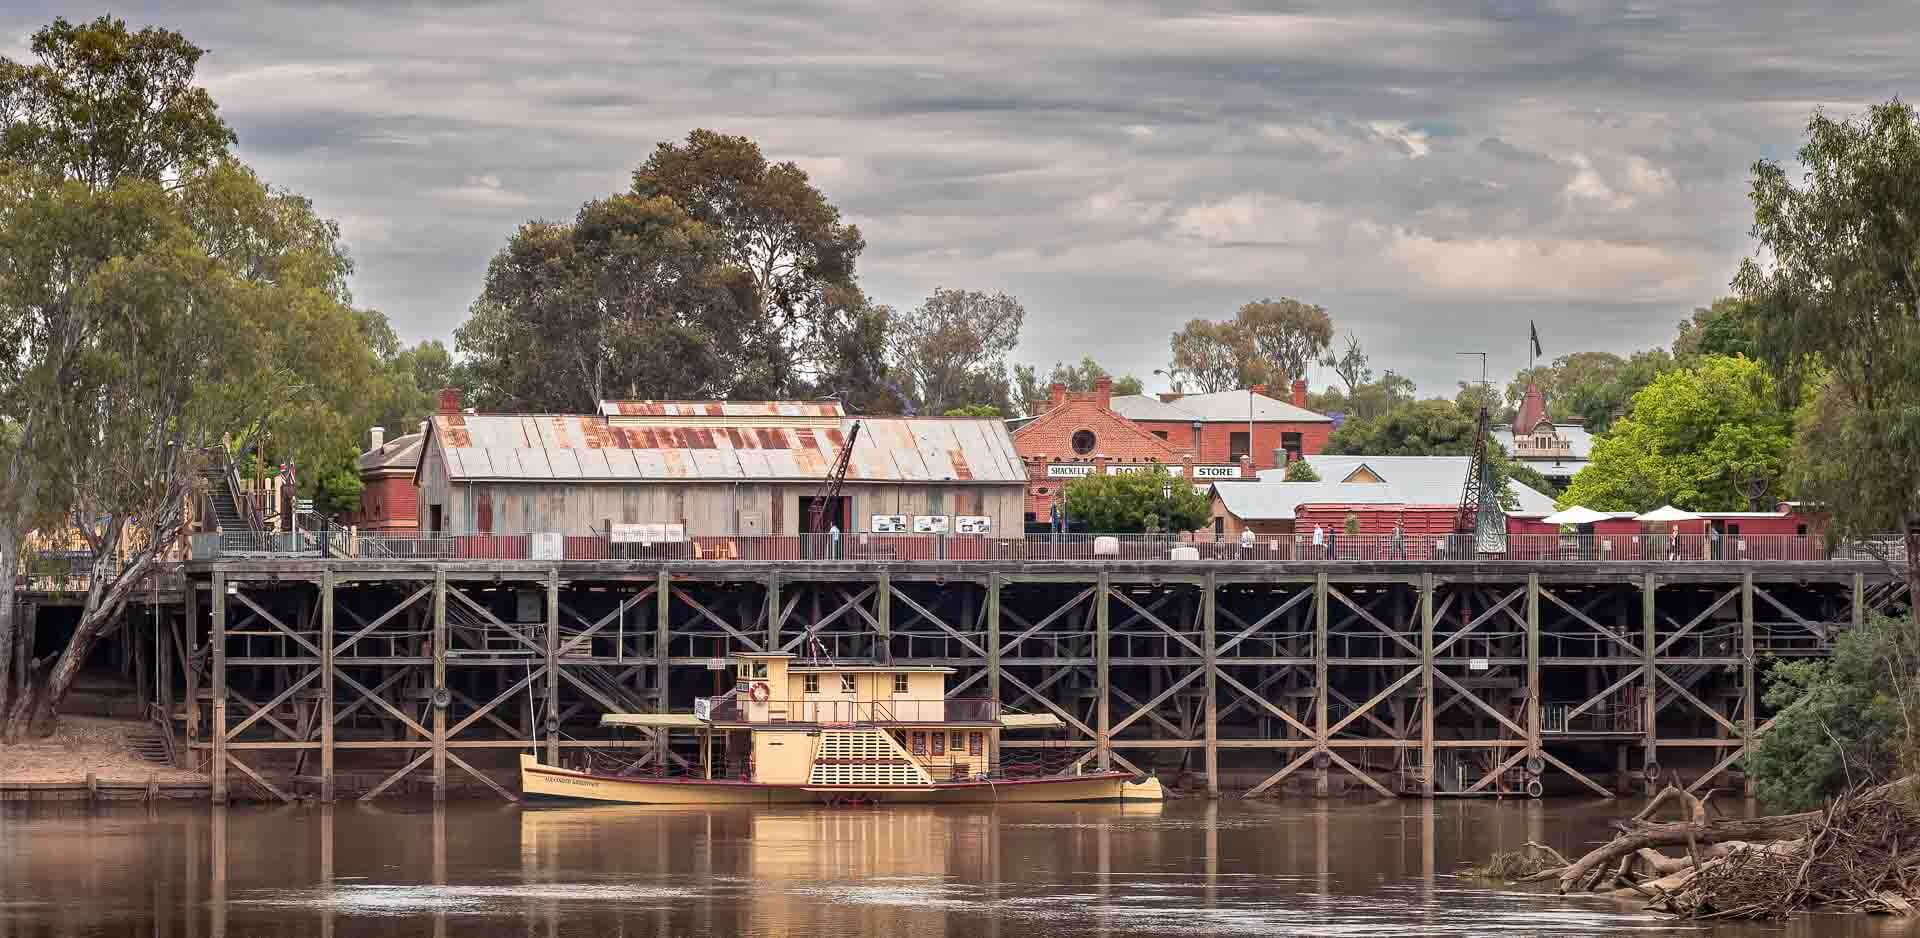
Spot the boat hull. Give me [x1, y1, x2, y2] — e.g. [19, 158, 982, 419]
[519, 755, 1163, 805]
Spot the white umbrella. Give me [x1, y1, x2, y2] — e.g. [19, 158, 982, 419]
[1634, 505, 1702, 523]
[1541, 506, 1610, 526]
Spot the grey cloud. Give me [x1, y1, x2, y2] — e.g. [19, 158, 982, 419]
[1, 0, 1914, 396]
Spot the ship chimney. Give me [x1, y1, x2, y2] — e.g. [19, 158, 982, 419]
[370, 426, 385, 451]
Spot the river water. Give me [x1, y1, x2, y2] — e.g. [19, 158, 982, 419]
[1, 798, 1913, 937]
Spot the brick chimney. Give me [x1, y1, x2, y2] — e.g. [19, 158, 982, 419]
[1049, 382, 1068, 409]
[370, 426, 385, 451]
[437, 387, 462, 415]
[1291, 379, 1308, 408]
[1250, 384, 1267, 399]
[1094, 376, 1112, 409]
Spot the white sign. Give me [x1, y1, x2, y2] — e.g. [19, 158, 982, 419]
[955, 515, 992, 534]
[1046, 464, 1095, 478]
[871, 514, 908, 533]
[530, 532, 564, 560]
[610, 523, 644, 543]
[1191, 465, 1241, 480]
[694, 697, 713, 721]
[912, 515, 950, 533]
[1166, 466, 1186, 477]
[1469, 658, 1490, 672]
[294, 498, 315, 512]
[1106, 464, 1149, 475]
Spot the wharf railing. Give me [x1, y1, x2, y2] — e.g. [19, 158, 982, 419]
[187, 530, 1907, 564]
[702, 697, 999, 724]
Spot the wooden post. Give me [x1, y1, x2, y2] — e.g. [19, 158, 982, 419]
[876, 570, 891, 661]
[211, 572, 227, 804]
[765, 574, 780, 650]
[1315, 572, 1330, 797]
[431, 569, 447, 802]
[1096, 570, 1111, 771]
[1421, 573, 1435, 798]
[321, 569, 336, 803]
[546, 568, 560, 766]
[1526, 573, 1541, 768]
[655, 569, 670, 764]
[1853, 571, 1865, 628]
[986, 574, 1001, 706]
[1203, 570, 1219, 799]
[1742, 571, 1756, 797]
[1642, 573, 1657, 786]
[184, 584, 200, 768]
[158, 603, 175, 761]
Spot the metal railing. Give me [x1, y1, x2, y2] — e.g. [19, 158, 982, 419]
[181, 530, 1905, 564]
[703, 696, 999, 724]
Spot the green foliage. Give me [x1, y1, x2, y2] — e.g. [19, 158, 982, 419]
[942, 404, 1001, 418]
[1307, 371, 1415, 423]
[1746, 616, 1920, 810]
[1167, 297, 1333, 393]
[460, 129, 895, 412]
[1674, 298, 1761, 361]
[1505, 349, 1676, 434]
[890, 287, 1024, 416]
[1737, 99, 1920, 606]
[1011, 357, 1144, 413]
[309, 451, 364, 518]
[1324, 397, 1537, 508]
[1559, 356, 1792, 512]
[1061, 468, 1209, 533]
[1321, 332, 1370, 394]
[0, 16, 234, 187]
[1283, 459, 1320, 482]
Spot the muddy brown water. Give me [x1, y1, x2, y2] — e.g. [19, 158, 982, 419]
[2, 798, 1915, 937]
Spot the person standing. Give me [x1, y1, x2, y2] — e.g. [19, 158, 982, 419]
[1391, 521, 1407, 560]
[1312, 524, 1325, 561]
[1239, 526, 1255, 560]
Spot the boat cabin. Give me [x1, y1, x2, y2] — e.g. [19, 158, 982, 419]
[604, 652, 1056, 787]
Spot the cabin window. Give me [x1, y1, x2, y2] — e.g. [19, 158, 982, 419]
[752, 661, 769, 679]
[931, 733, 946, 756]
[969, 732, 984, 756]
[950, 732, 964, 751]
[1229, 431, 1250, 463]
[911, 732, 927, 755]
[1796, 524, 1808, 537]
[1282, 432, 1303, 462]
[803, 674, 819, 694]
[893, 674, 910, 694]
[1728, 524, 1741, 537]
[840, 674, 856, 694]
[738, 663, 751, 680]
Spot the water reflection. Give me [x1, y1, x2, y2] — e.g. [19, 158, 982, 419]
[0, 798, 1908, 937]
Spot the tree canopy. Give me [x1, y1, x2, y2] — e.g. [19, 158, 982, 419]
[889, 287, 1024, 416]
[0, 16, 376, 738]
[1736, 99, 1920, 610]
[1324, 397, 1550, 504]
[1167, 297, 1334, 393]
[1745, 615, 1920, 809]
[1558, 356, 1791, 512]
[459, 130, 899, 414]
[1012, 357, 1144, 413]
[1061, 468, 1210, 533]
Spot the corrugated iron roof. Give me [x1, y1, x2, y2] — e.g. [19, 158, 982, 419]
[1246, 455, 1557, 516]
[596, 400, 844, 418]
[425, 413, 1026, 484]
[1111, 391, 1331, 424]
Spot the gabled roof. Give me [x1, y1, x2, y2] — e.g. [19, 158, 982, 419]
[1013, 393, 1184, 461]
[420, 412, 1026, 484]
[1213, 481, 1402, 521]
[1112, 390, 1330, 424]
[1512, 384, 1548, 435]
[358, 431, 423, 474]
[1249, 454, 1558, 516]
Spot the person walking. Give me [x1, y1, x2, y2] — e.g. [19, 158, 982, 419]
[1390, 521, 1407, 560]
[1312, 524, 1326, 561]
[1239, 526, 1255, 560]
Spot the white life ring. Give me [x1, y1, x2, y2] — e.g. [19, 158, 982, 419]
[748, 682, 770, 703]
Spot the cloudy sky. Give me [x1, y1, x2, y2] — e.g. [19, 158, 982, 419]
[6, 2, 1914, 394]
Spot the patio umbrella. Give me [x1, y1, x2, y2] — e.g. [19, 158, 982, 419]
[1634, 505, 1702, 523]
[1541, 506, 1610, 526]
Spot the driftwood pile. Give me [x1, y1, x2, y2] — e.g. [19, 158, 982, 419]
[1502, 776, 1920, 920]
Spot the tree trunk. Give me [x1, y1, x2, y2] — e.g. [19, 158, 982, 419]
[1906, 523, 1919, 631]
[1557, 812, 1822, 893]
[0, 532, 16, 723]
[18, 550, 160, 739]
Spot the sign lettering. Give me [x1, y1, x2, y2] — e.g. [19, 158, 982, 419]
[1191, 465, 1241, 480]
[870, 514, 908, 533]
[1046, 464, 1095, 478]
[912, 515, 951, 533]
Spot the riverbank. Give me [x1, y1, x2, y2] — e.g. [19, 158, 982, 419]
[0, 716, 202, 784]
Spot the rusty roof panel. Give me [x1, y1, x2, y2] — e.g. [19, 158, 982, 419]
[428, 413, 1024, 483]
[597, 400, 844, 418]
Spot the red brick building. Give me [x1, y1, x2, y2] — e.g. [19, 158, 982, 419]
[1109, 380, 1332, 472]
[346, 424, 424, 533]
[1011, 377, 1257, 528]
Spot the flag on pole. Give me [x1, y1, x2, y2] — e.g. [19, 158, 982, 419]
[1529, 321, 1542, 358]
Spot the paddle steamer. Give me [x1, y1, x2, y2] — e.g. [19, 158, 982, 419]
[520, 652, 1163, 805]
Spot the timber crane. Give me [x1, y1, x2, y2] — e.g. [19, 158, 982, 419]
[807, 419, 862, 534]
[1455, 405, 1507, 555]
